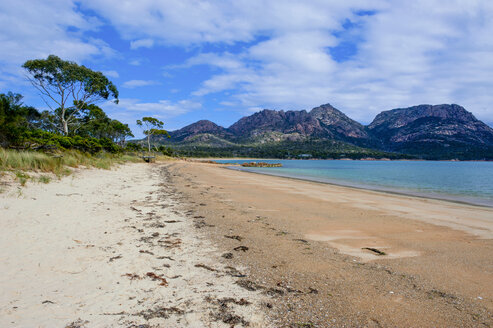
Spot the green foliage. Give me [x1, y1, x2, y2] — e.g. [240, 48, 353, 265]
[23, 55, 118, 135]
[0, 91, 132, 155]
[15, 171, 30, 186]
[386, 139, 493, 160]
[137, 116, 170, 152]
[0, 92, 41, 146]
[125, 142, 144, 152]
[38, 175, 52, 184]
[171, 139, 411, 159]
[77, 104, 133, 144]
[156, 145, 174, 156]
[8, 129, 120, 154]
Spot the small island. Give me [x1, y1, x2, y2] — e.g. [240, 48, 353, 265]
[241, 162, 282, 167]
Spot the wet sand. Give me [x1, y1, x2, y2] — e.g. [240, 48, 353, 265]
[168, 160, 493, 327]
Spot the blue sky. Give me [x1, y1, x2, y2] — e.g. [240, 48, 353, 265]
[1, 0, 493, 137]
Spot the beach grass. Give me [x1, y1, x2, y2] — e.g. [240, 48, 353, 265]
[0, 148, 141, 177]
[37, 175, 52, 184]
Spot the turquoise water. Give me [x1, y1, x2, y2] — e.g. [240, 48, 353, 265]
[215, 159, 493, 207]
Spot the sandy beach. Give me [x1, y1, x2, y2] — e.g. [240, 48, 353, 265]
[168, 160, 493, 327]
[0, 163, 270, 327]
[1, 160, 493, 327]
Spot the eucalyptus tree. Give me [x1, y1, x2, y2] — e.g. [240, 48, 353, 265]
[109, 120, 134, 146]
[136, 117, 170, 152]
[75, 104, 133, 144]
[23, 55, 118, 135]
[0, 92, 40, 146]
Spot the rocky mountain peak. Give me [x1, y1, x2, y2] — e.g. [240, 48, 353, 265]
[368, 104, 477, 130]
[367, 104, 493, 157]
[169, 119, 230, 142]
[162, 102, 493, 160]
[309, 103, 370, 139]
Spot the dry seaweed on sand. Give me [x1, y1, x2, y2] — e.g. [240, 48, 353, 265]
[224, 266, 246, 278]
[122, 273, 142, 280]
[134, 307, 184, 320]
[235, 279, 264, 291]
[65, 319, 89, 328]
[224, 235, 244, 241]
[146, 272, 168, 286]
[195, 263, 217, 271]
[362, 247, 387, 256]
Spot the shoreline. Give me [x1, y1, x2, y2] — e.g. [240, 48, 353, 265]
[2, 160, 492, 327]
[227, 166, 493, 209]
[192, 157, 493, 162]
[169, 160, 493, 326]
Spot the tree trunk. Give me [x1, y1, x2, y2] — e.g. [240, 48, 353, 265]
[62, 119, 69, 135]
[147, 134, 151, 153]
[60, 107, 69, 135]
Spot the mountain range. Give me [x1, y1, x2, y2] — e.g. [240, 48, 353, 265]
[155, 103, 493, 160]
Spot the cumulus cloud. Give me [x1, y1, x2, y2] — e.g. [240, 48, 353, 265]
[130, 38, 154, 50]
[104, 98, 202, 125]
[122, 80, 159, 88]
[82, 0, 381, 45]
[0, 0, 112, 73]
[3, 0, 493, 126]
[102, 98, 203, 136]
[129, 59, 143, 66]
[102, 70, 119, 78]
[114, 98, 201, 114]
[133, 0, 492, 123]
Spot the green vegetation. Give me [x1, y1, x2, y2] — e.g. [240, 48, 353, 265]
[38, 175, 52, 184]
[136, 116, 170, 152]
[15, 171, 30, 186]
[23, 55, 118, 135]
[0, 54, 171, 185]
[171, 139, 412, 160]
[0, 148, 140, 176]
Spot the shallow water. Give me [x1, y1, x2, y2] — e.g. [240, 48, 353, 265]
[215, 159, 493, 207]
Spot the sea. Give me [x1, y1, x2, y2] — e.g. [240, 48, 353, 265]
[214, 159, 493, 207]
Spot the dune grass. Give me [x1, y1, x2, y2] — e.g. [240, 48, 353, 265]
[0, 148, 141, 179]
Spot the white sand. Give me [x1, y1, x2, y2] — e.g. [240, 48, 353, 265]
[0, 163, 269, 327]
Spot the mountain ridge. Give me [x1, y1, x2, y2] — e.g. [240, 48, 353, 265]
[162, 103, 493, 160]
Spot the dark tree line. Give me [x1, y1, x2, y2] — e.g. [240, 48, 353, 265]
[0, 55, 137, 153]
[0, 91, 134, 152]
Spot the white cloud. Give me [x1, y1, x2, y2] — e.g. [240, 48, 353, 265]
[0, 0, 117, 100]
[106, 98, 202, 116]
[102, 70, 119, 78]
[102, 98, 203, 137]
[129, 59, 143, 66]
[130, 38, 154, 50]
[3, 0, 493, 125]
[122, 80, 159, 88]
[82, 0, 381, 45]
[145, 0, 493, 123]
[0, 0, 112, 67]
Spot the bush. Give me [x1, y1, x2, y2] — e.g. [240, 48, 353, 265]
[125, 142, 143, 152]
[12, 129, 123, 154]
